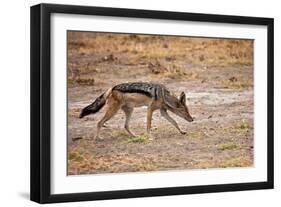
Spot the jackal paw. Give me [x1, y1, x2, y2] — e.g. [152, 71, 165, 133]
[180, 130, 187, 135]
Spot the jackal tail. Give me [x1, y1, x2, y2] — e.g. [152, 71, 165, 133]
[79, 88, 112, 118]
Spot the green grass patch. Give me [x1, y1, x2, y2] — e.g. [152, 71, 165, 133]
[189, 131, 204, 139]
[236, 119, 252, 129]
[68, 152, 85, 162]
[218, 142, 239, 150]
[127, 135, 149, 143]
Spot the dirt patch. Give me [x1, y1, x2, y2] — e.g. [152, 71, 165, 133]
[67, 32, 254, 175]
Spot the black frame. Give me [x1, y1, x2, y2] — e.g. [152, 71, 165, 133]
[30, 3, 274, 204]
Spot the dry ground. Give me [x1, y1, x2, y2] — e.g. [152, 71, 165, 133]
[67, 32, 254, 175]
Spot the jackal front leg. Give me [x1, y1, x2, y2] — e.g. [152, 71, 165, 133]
[146, 106, 155, 140]
[160, 108, 187, 134]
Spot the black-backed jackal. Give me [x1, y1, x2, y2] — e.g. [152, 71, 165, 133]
[79, 82, 194, 139]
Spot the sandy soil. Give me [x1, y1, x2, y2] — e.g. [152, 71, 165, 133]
[67, 32, 254, 175]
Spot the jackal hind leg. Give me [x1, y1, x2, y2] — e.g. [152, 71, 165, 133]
[122, 106, 136, 137]
[160, 108, 186, 135]
[146, 106, 157, 140]
[95, 100, 120, 140]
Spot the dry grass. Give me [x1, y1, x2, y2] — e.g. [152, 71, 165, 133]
[67, 32, 253, 85]
[68, 32, 253, 67]
[220, 78, 253, 89]
[220, 157, 253, 168]
[148, 60, 200, 80]
[68, 148, 161, 175]
[189, 131, 205, 139]
[68, 150, 94, 175]
[192, 156, 252, 169]
[68, 108, 81, 117]
[188, 120, 252, 140]
[67, 120, 253, 174]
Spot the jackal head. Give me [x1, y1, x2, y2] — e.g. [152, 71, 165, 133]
[165, 92, 194, 122]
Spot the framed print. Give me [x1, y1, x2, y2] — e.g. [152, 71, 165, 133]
[30, 3, 274, 203]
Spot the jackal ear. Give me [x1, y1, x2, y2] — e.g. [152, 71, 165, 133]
[179, 92, 186, 104]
